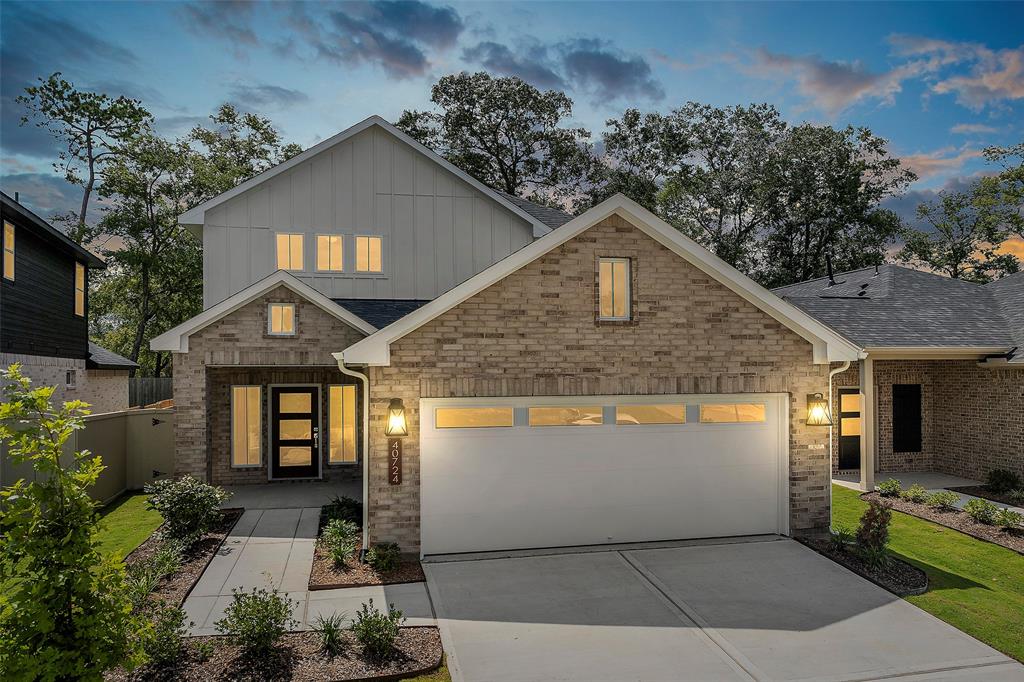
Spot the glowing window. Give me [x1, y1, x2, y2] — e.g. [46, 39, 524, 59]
[231, 386, 262, 467]
[3, 221, 13, 280]
[267, 303, 295, 336]
[275, 233, 304, 270]
[329, 385, 358, 463]
[528, 406, 603, 426]
[317, 235, 343, 271]
[599, 258, 630, 320]
[436, 407, 514, 429]
[74, 262, 85, 317]
[700, 403, 766, 423]
[355, 236, 382, 273]
[616, 404, 686, 425]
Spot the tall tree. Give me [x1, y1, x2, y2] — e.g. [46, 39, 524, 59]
[396, 72, 594, 209]
[975, 142, 1023, 240]
[898, 186, 1019, 282]
[17, 73, 152, 243]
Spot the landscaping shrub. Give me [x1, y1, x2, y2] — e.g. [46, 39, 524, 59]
[144, 603, 191, 669]
[145, 475, 230, 542]
[352, 599, 404, 660]
[900, 483, 929, 504]
[827, 524, 854, 552]
[215, 587, 296, 657]
[314, 612, 348, 657]
[876, 478, 902, 497]
[994, 508, 1023, 530]
[1009, 489, 1024, 506]
[985, 469, 1022, 494]
[126, 538, 185, 608]
[0, 365, 148, 678]
[964, 498, 999, 525]
[322, 518, 360, 564]
[366, 542, 402, 573]
[926, 490, 961, 511]
[324, 494, 363, 526]
[855, 500, 891, 568]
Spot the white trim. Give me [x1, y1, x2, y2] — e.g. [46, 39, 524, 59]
[862, 346, 1011, 359]
[341, 194, 862, 366]
[230, 385, 263, 469]
[267, 383, 322, 481]
[315, 234, 344, 273]
[151, 270, 376, 352]
[178, 116, 550, 236]
[354, 234, 385, 274]
[274, 232, 305, 272]
[267, 302, 297, 336]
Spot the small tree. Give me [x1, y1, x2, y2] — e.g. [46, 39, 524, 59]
[0, 364, 148, 678]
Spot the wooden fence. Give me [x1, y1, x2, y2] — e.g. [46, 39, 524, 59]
[129, 377, 173, 407]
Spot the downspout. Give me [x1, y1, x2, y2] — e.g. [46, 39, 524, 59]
[336, 353, 370, 557]
[828, 361, 851, 528]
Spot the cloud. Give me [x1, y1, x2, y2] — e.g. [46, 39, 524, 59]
[462, 41, 565, 89]
[228, 83, 311, 109]
[0, 172, 84, 223]
[180, 1, 259, 52]
[899, 147, 982, 180]
[152, 114, 208, 138]
[559, 38, 664, 101]
[747, 48, 918, 115]
[950, 123, 1000, 135]
[881, 173, 980, 228]
[1, 4, 141, 160]
[283, 1, 463, 79]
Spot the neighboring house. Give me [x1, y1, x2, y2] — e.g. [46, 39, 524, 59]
[152, 114, 863, 556]
[775, 265, 1023, 486]
[0, 191, 137, 413]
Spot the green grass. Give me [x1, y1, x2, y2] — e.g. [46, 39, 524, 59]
[94, 493, 163, 560]
[404, 655, 451, 681]
[832, 484, 1024, 662]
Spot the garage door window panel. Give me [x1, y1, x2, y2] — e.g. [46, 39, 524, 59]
[528, 406, 603, 426]
[616, 404, 686, 425]
[700, 403, 767, 423]
[436, 407, 514, 429]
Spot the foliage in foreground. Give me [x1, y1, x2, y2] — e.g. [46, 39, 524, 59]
[855, 500, 892, 569]
[876, 478, 902, 497]
[144, 474, 230, 543]
[0, 365, 149, 679]
[366, 542, 402, 573]
[323, 518, 361, 565]
[215, 587, 297, 658]
[352, 599, 405, 660]
[986, 469, 1022, 494]
[964, 498, 1000, 525]
[324, 494, 363, 526]
[314, 613, 348, 657]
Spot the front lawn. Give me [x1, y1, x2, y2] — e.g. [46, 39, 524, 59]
[832, 484, 1024, 662]
[95, 493, 163, 559]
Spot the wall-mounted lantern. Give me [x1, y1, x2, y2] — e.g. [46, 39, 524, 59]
[384, 398, 408, 437]
[806, 393, 833, 426]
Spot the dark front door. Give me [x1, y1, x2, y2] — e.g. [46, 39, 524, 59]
[270, 386, 320, 479]
[838, 388, 861, 470]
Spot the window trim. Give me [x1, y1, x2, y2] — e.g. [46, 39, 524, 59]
[615, 403, 687, 425]
[74, 262, 86, 317]
[698, 402, 768, 424]
[65, 369, 77, 389]
[231, 385, 263, 469]
[3, 220, 14, 281]
[354, 235, 384, 274]
[435, 406, 516, 429]
[275, 232, 305, 272]
[267, 302, 297, 336]
[327, 384, 359, 465]
[527, 405, 605, 427]
[316, 234, 344, 272]
[598, 257, 631, 321]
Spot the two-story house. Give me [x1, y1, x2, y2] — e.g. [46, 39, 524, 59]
[1, 191, 136, 412]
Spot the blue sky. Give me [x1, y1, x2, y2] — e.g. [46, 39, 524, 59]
[2, 0, 1022, 235]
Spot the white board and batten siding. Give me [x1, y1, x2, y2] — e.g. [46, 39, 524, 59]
[202, 125, 535, 308]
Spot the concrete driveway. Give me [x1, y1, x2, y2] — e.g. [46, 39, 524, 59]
[424, 537, 1023, 682]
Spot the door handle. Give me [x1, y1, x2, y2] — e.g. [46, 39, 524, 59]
[313, 426, 319, 448]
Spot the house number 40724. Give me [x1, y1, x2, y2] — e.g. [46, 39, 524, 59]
[389, 438, 402, 485]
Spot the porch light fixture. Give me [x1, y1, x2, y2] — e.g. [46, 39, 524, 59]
[385, 398, 408, 437]
[806, 393, 832, 426]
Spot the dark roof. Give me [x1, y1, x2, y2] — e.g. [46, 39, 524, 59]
[332, 299, 431, 329]
[774, 264, 1019, 349]
[495, 190, 573, 229]
[0, 191, 105, 268]
[87, 342, 138, 370]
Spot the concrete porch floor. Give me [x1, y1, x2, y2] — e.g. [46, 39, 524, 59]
[833, 470, 1024, 514]
[220, 478, 361, 510]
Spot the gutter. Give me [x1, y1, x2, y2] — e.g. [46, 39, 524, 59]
[335, 352, 370, 556]
[827, 360, 852, 530]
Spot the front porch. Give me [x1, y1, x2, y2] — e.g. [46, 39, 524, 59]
[220, 478, 361, 510]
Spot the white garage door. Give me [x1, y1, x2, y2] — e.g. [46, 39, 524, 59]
[420, 394, 789, 555]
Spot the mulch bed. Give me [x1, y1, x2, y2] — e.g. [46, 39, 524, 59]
[863, 492, 1024, 555]
[948, 485, 1023, 508]
[125, 508, 244, 606]
[801, 538, 928, 596]
[309, 540, 425, 590]
[106, 626, 443, 682]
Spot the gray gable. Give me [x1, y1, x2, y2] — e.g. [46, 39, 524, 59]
[774, 264, 1018, 349]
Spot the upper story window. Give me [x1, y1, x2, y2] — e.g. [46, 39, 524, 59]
[317, 235, 343, 271]
[267, 302, 296, 336]
[275, 233, 303, 271]
[598, 257, 630, 320]
[74, 262, 85, 317]
[355, 236, 383, 273]
[3, 221, 13, 280]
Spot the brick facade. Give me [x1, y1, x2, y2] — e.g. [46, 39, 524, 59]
[171, 285, 366, 482]
[830, 360, 1023, 481]
[1, 352, 130, 414]
[367, 214, 832, 553]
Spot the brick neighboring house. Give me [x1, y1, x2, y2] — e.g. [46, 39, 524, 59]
[775, 265, 1024, 486]
[153, 114, 1020, 558]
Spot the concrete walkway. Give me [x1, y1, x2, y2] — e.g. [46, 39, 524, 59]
[220, 479, 361, 510]
[183, 507, 432, 636]
[426, 537, 1023, 682]
[834, 471, 1024, 514]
